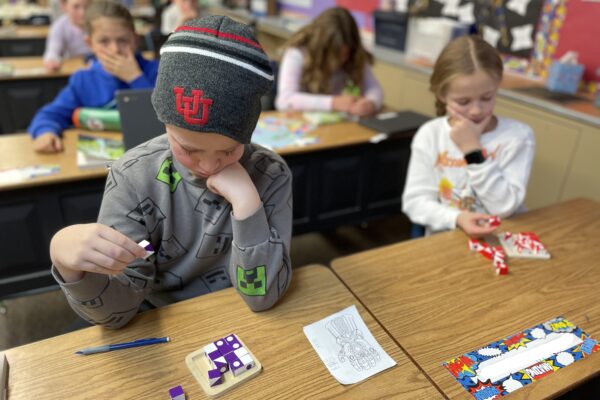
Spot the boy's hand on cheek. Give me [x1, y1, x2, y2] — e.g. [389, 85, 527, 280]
[50, 223, 147, 283]
[207, 162, 261, 220]
[97, 48, 142, 83]
[447, 105, 490, 154]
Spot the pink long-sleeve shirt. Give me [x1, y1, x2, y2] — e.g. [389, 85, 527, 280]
[275, 47, 384, 112]
[43, 14, 91, 63]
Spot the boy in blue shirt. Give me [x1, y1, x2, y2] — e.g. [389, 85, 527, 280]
[29, 0, 159, 153]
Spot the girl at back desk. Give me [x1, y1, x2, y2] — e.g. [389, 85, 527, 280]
[402, 35, 535, 237]
[275, 7, 383, 117]
[44, 0, 91, 72]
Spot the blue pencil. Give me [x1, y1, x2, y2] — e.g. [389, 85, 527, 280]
[75, 337, 170, 355]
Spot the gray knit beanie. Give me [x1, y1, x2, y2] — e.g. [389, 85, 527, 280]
[151, 15, 273, 144]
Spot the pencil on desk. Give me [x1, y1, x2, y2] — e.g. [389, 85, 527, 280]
[75, 336, 170, 355]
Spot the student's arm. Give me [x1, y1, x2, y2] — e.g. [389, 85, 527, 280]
[275, 47, 334, 111]
[208, 155, 293, 311]
[361, 63, 384, 110]
[49, 170, 153, 329]
[402, 128, 462, 232]
[43, 19, 62, 69]
[28, 74, 84, 139]
[128, 57, 159, 89]
[468, 125, 535, 217]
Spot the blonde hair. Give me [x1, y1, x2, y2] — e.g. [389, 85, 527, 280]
[284, 7, 373, 94]
[430, 35, 503, 116]
[84, 0, 135, 35]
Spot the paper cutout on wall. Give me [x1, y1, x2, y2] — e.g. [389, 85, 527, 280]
[510, 24, 534, 51]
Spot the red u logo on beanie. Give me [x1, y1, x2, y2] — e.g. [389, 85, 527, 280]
[174, 87, 214, 126]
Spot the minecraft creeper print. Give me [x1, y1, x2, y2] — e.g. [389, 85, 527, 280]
[156, 158, 182, 192]
[237, 265, 266, 296]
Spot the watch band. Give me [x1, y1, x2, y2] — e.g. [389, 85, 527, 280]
[464, 149, 486, 164]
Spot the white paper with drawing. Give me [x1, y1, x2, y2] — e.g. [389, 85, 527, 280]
[303, 305, 396, 384]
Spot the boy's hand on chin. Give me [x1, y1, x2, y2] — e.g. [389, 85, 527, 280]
[207, 163, 261, 220]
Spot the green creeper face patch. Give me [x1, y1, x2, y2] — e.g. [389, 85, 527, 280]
[237, 265, 266, 296]
[156, 158, 182, 193]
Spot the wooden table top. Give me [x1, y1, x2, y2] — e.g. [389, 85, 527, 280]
[271, 112, 381, 156]
[0, 25, 48, 39]
[331, 198, 600, 399]
[0, 51, 156, 81]
[0, 55, 86, 81]
[4, 265, 442, 399]
[0, 111, 392, 191]
[0, 130, 120, 191]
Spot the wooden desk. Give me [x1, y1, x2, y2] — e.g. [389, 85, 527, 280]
[0, 26, 47, 57]
[4, 265, 443, 399]
[331, 198, 600, 399]
[0, 55, 86, 81]
[0, 130, 118, 191]
[0, 110, 421, 297]
[0, 56, 86, 133]
[0, 51, 155, 134]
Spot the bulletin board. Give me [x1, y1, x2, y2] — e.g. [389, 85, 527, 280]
[474, 0, 545, 58]
[406, 0, 545, 58]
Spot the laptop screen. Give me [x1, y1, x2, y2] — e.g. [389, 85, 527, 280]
[116, 88, 165, 150]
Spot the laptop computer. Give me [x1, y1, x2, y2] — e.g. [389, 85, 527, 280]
[359, 110, 429, 138]
[116, 88, 165, 150]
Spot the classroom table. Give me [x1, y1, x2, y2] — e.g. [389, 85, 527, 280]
[0, 56, 87, 134]
[3, 265, 443, 399]
[0, 25, 47, 57]
[0, 51, 156, 134]
[331, 198, 600, 399]
[0, 110, 422, 297]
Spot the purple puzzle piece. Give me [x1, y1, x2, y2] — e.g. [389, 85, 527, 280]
[212, 356, 229, 374]
[138, 240, 155, 259]
[168, 385, 185, 400]
[207, 368, 223, 387]
[214, 337, 233, 355]
[223, 333, 243, 351]
[203, 343, 222, 361]
[224, 351, 249, 376]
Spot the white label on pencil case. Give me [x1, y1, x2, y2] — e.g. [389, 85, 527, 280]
[475, 332, 583, 383]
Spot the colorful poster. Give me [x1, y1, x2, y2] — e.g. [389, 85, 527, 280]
[443, 317, 599, 399]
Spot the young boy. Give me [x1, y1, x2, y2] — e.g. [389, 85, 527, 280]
[43, 0, 91, 72]
[30, 1, 159, 153]
[49, 15, 293, 329]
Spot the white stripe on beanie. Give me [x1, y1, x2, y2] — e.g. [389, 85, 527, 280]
[169, 31, 270, 62]
[161, 46, 274, 81]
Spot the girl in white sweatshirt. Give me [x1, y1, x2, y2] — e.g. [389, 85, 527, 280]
[402, 36, 535, 237]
